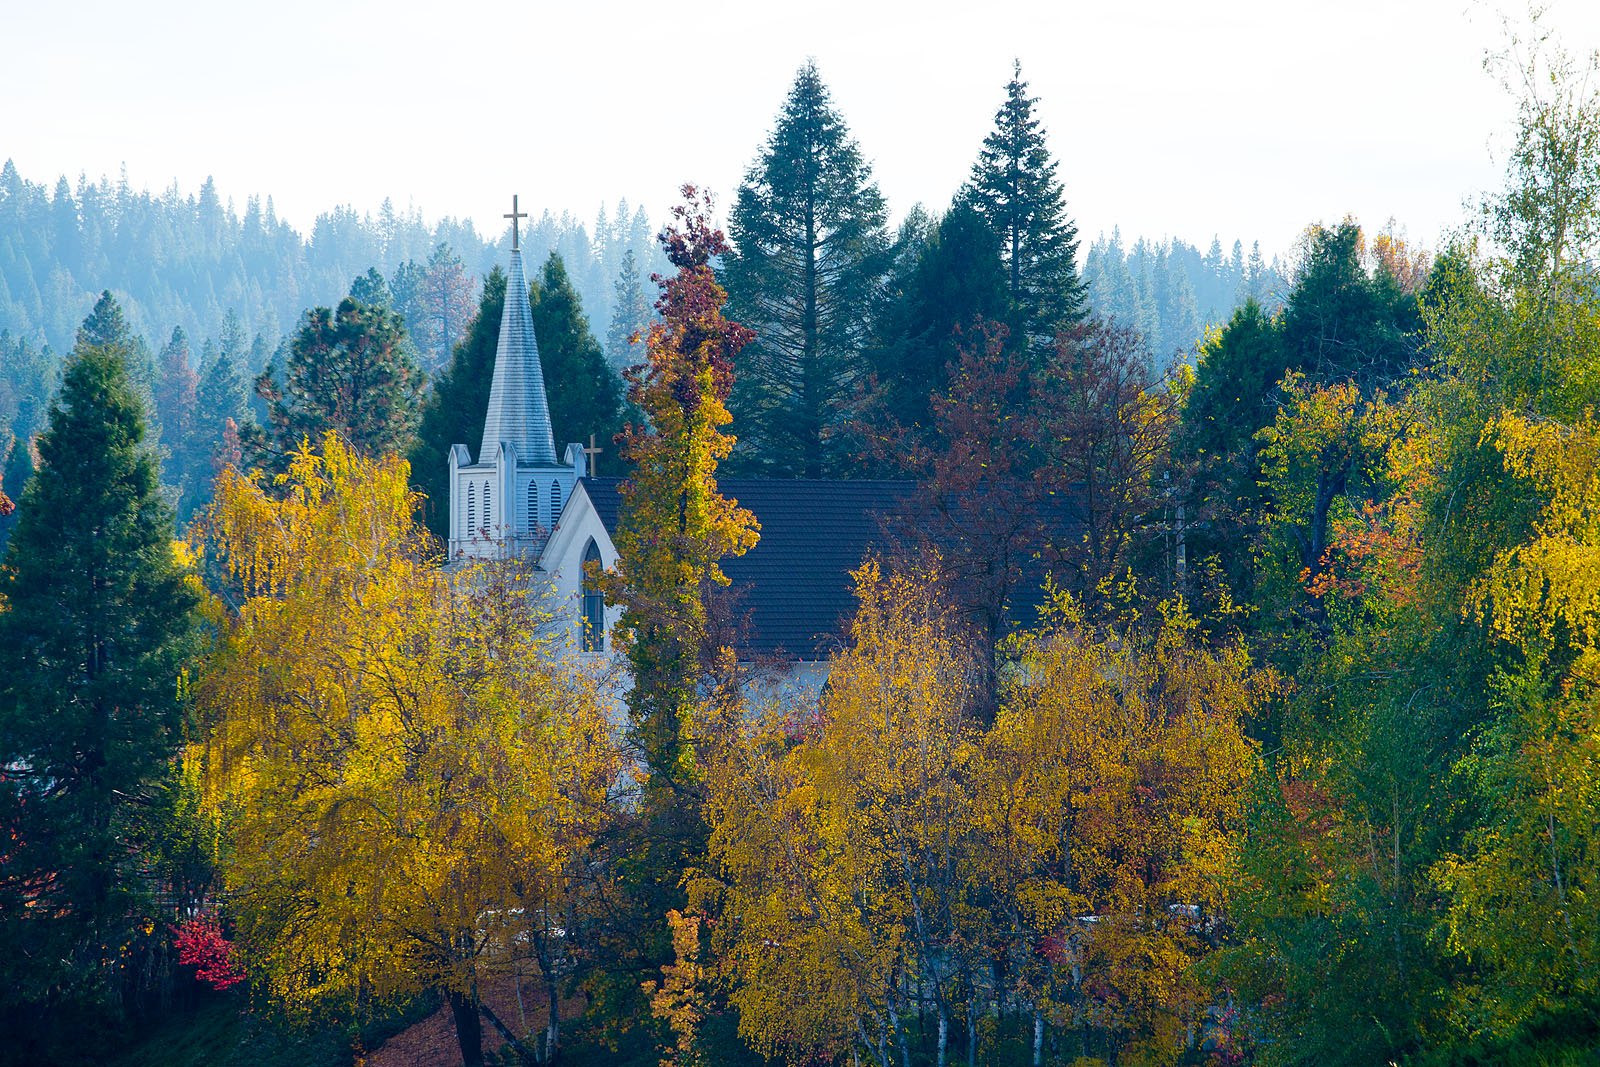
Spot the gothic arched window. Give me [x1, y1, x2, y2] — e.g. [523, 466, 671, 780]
[582, 539, 604, 653]
[483, 482, 492, 533]
[551, 480, 563, 522]
[528, 481, 538, 532]
[467, 482, 476, 536]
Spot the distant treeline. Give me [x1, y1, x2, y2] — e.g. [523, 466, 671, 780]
[0, 157, 1282, 449]
[0, 158, 665, 376]
[1083, 229, 1287, 367]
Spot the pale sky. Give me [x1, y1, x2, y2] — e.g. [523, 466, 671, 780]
[7, 0, 1598, 261]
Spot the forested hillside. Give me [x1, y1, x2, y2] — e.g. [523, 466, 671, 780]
[0, 160, 665, 397]
[0, 155, 1277, 459]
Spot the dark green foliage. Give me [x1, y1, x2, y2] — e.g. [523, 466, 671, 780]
[248, 296, 424, 467]
[179, 341, 249, 517]
[0, 342, 199, 1063]
[102, 991, 440, 1067]
[1414, 995, 1600, 1067]
[0, 433, 29, 549]
[347, 267, 392, 310]
[724, 61, 891, 477]
[1279, 221, 1424, 391]
[860, 202, 1009, 453]
[409, 266, 505, 538]
[77, 289, 157, 405]
[530, 252, 624, 468]
[963, 61, 1086, 346]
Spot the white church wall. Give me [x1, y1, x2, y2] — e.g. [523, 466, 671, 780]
[539, 480, 624, 664]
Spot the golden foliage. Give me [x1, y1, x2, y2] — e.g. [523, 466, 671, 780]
[192, 436, 621, 1011]
[699, 565, 1270, 1066]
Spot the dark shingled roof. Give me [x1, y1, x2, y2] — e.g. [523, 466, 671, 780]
[580, 477, 914, 658]
[578, 477, 1083, 660]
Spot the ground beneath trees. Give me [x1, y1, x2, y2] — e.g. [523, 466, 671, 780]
[369, 976, 567, 1067]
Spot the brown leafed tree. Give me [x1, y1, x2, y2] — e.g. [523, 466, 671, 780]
[883, 321, 1062, 712]
[1043, 317, 1182, 608]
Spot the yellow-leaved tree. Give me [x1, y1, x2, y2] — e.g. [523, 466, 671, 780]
[698, 565, 1269, 1067]
[193, 436, 621, 1067]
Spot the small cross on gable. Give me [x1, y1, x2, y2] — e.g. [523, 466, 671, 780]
[582, 433, 603, 477]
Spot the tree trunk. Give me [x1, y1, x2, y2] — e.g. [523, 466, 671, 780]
[445, 987, 485, 1067]
[1032, 1010, 1044, 1067]
[545, 972, 560, 1058]
[481, 1000, 538, 1067]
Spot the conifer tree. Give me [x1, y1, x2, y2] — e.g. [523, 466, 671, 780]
[76, 290, 156, 403]
[409, 266, 506, 538]
[861, 201, 1009, 445]
[531, 251, 624, 470]
[0, 343, 198, 1058]
[725, 61, 891, 477]
[154, 326, 197, 487]
[249, 295, 424, 468]
[605, 248, 652, 370]
[964, 61, 1087, 346]
[179, 342, 248, 515]
[347, 266, 393, 309]
[414, 243, 478, 371]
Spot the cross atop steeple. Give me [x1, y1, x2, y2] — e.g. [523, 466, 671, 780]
[503, 194, 528, 251]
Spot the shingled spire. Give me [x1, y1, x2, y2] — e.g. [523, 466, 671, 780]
[479, 233, 558, 465]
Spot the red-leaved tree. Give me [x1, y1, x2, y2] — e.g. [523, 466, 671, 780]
[174, 916, 245, 991]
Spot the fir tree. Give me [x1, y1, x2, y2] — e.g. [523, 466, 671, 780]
[0, 343, 198, 1059]
[531, 252, 624, 470]
[605, 249, 652, 371]
[861, 201, 1009, 452]
[724, 61, 891, 477]
[409, 266, 505, 539]
[964, 61, 1087, 346]
[180, 342, 248, 516]
[153, 326, 197, 487]
[348, 266, 393, 309]
[249, 296, 424, 467]
[76, 290, 156, 403]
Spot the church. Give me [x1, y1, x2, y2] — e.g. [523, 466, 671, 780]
[448, 215, 915, 686]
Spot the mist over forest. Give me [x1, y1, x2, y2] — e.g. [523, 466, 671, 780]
[0, 156, 1287, 458]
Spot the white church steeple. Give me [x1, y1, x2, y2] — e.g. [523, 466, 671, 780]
[479, 196, 557, 465]
[446, 195, 586, 560]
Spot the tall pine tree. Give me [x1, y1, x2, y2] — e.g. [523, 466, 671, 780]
[724, 61, 890, 477]
[964, 61, 1087, 347]
[249, 295, 424, 468]
[0, 343, 198, 1060]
